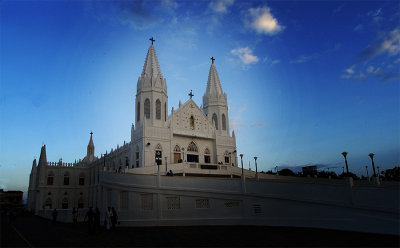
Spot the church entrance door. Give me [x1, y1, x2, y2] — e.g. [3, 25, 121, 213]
[174, 153, 181, 163]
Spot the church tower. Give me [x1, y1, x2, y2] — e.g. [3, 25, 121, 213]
[202, 59, 230, 136]
[133, 38, 169, 168]
[135, 38, 168, 128]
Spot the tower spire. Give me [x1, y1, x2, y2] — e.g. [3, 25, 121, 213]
[141, 40, 162, 78]
[38, 144, 47, 167]
[87, 131, 95, 157]
[204, 62, 223, 99]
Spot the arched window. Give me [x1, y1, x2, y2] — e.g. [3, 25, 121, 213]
[204, 148, 211, 164]
[164, 102, 167, 121]
[156, 99, 161, 119]
[45, 198, 52, 209]
[144, 98, 150, 119]
[62, 198, 68, 209]
[190, 115, 195, 130]
[137, 102, 140, 121]
[187, 142, 199, 162]
[47, 171, 54, 185]
[224, 151, 230, 164]
[187, 142, 198, 152]
[79, 173, 85, 186]
[212, 113, 218, 130]
[78, 197, 84, 208]
[63, 172, 69, 185]
[222, 114, 226, 130]
[174, 145, 181, 152]
[136, 145, 140, 168]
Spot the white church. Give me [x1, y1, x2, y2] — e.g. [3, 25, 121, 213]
[27, 40, 398, 236]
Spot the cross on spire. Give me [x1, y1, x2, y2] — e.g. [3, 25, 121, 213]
[188, 90, 194, 99]
[210, 56, 215, 64]
[149, 37, 155, 45]
[90, 131, 93, 137]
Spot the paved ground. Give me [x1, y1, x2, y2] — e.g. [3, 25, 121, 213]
[1, 212, 399, 247]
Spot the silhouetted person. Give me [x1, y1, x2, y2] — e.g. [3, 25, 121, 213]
[111, 207, 118, 229]
[84, 207, 94, 234]
[94, 207, 101, 233]
[52, 208, 58, 225]
[105, 207, 112, 230]
[72, 208, 78, 225]
[169, 170, 174, 176]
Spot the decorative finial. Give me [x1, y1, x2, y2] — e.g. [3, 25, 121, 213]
[149, 37, 155, 45]
[90, 131, 93, 137]
[210, 56, 215, 64]
[188, 90, 194, 99]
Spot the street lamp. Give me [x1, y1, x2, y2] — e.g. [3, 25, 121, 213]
[365, 166, 369, 179]
[377, 166, 380, 177]
[165, 156, 168, 173]
[240, 154, 244, 176]
[341, 166, 344, 174]
[341, 152, 349, 174]
[254, 156, 258, 180]
[368, 153, 376, 177]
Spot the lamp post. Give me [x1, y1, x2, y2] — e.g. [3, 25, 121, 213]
[377, 166, 380, 177]
[165, 156, 168, 173]
[341, 166, 344, 174]
[254, 156, 258, 180]
[240, 154, 244, 176]
[275, 166, 278, 175]
[365, 166, 369, 180]
[368, 153, 376, 177]
[342, 152, 349, 174]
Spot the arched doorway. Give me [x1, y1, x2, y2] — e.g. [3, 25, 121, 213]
[173, 145, 181, 163]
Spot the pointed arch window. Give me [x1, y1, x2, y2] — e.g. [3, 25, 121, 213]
[47, 171, 54, 185]
[204, 148, 211, 164]
[164, 102, 167, 121]
[136, 145, 140, 168]
[212, 113, 218, 130]
[78, 197, 84, 208]
[144, 98, 150, 119]
[137, 102, 140, 121]
[45, 198, 52, 209]
[173, 145, 181, 163]
[156, 99, 161, 119]
[187, 142, 199, 163]
[79, 173, 85, 186]
[190, 115, 195, 130]
[62, 197, 68, 209]
[222, 114, 226, 131]
[63, 172, 70, 185]
[224, 151, 230, 164]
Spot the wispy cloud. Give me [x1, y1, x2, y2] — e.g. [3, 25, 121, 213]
[358, 28, 400, 62]
[367, 7, 383, 23]
[244, 6, 284, 35]
[290, 44, 341, 64]
[263, 57, 280, 65]
[342, 64, 400, 82]
[354, 24, 363, 32]
[209, 0, 234, 14]
[231, 47, 259, 65]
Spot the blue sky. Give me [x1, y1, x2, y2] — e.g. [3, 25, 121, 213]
[1, 0, 399, 193]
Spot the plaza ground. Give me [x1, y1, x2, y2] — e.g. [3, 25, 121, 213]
[1, 212, 399, 247]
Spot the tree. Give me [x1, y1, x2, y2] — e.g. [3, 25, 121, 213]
[278, 168, 296, 177]
[382, 167, 400, 181]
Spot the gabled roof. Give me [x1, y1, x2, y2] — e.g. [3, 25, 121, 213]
[170, 98, 215, 129]
[141, 45, 163, 78]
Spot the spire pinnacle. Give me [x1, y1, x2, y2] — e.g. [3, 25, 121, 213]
[204, 63, 223, 98]
[141, 43, 163, 78]
[211, 56, 215, 64]
[38, 144, 47, 167]
[87, 131, 94, 157]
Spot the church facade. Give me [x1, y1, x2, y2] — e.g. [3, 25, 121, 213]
[28, 41, 238, 211]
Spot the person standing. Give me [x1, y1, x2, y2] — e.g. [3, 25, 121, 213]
[84, 207, 94, 234]
[52, 208, 58, 225]
[104, 207, 112, 230]
[111, 207, 118, 230]
[72, 208, 78, 226]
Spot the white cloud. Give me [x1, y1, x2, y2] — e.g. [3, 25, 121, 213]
[359, 28, 400, 62]
[231, 47, 259, 65]
[245, 6, 284, 35]
[209, 0, 234, 14]
[345, 65, 355, 75]
[263, 57, 280, 65]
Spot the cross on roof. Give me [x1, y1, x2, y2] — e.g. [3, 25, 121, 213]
[188, 90, 194, 99]
[149, 37, 155, 45]
[90, 131, 93, 137]
[210, 56, 215, 64]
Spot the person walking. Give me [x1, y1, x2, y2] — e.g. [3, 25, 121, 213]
[111, 207, 118, 230]
[94, 207, 101, 233]
[84, 207, 94, 235]
[104, 207, 112, 230]
[52, 208, 58, 225]
[72, 208, 78, 226]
